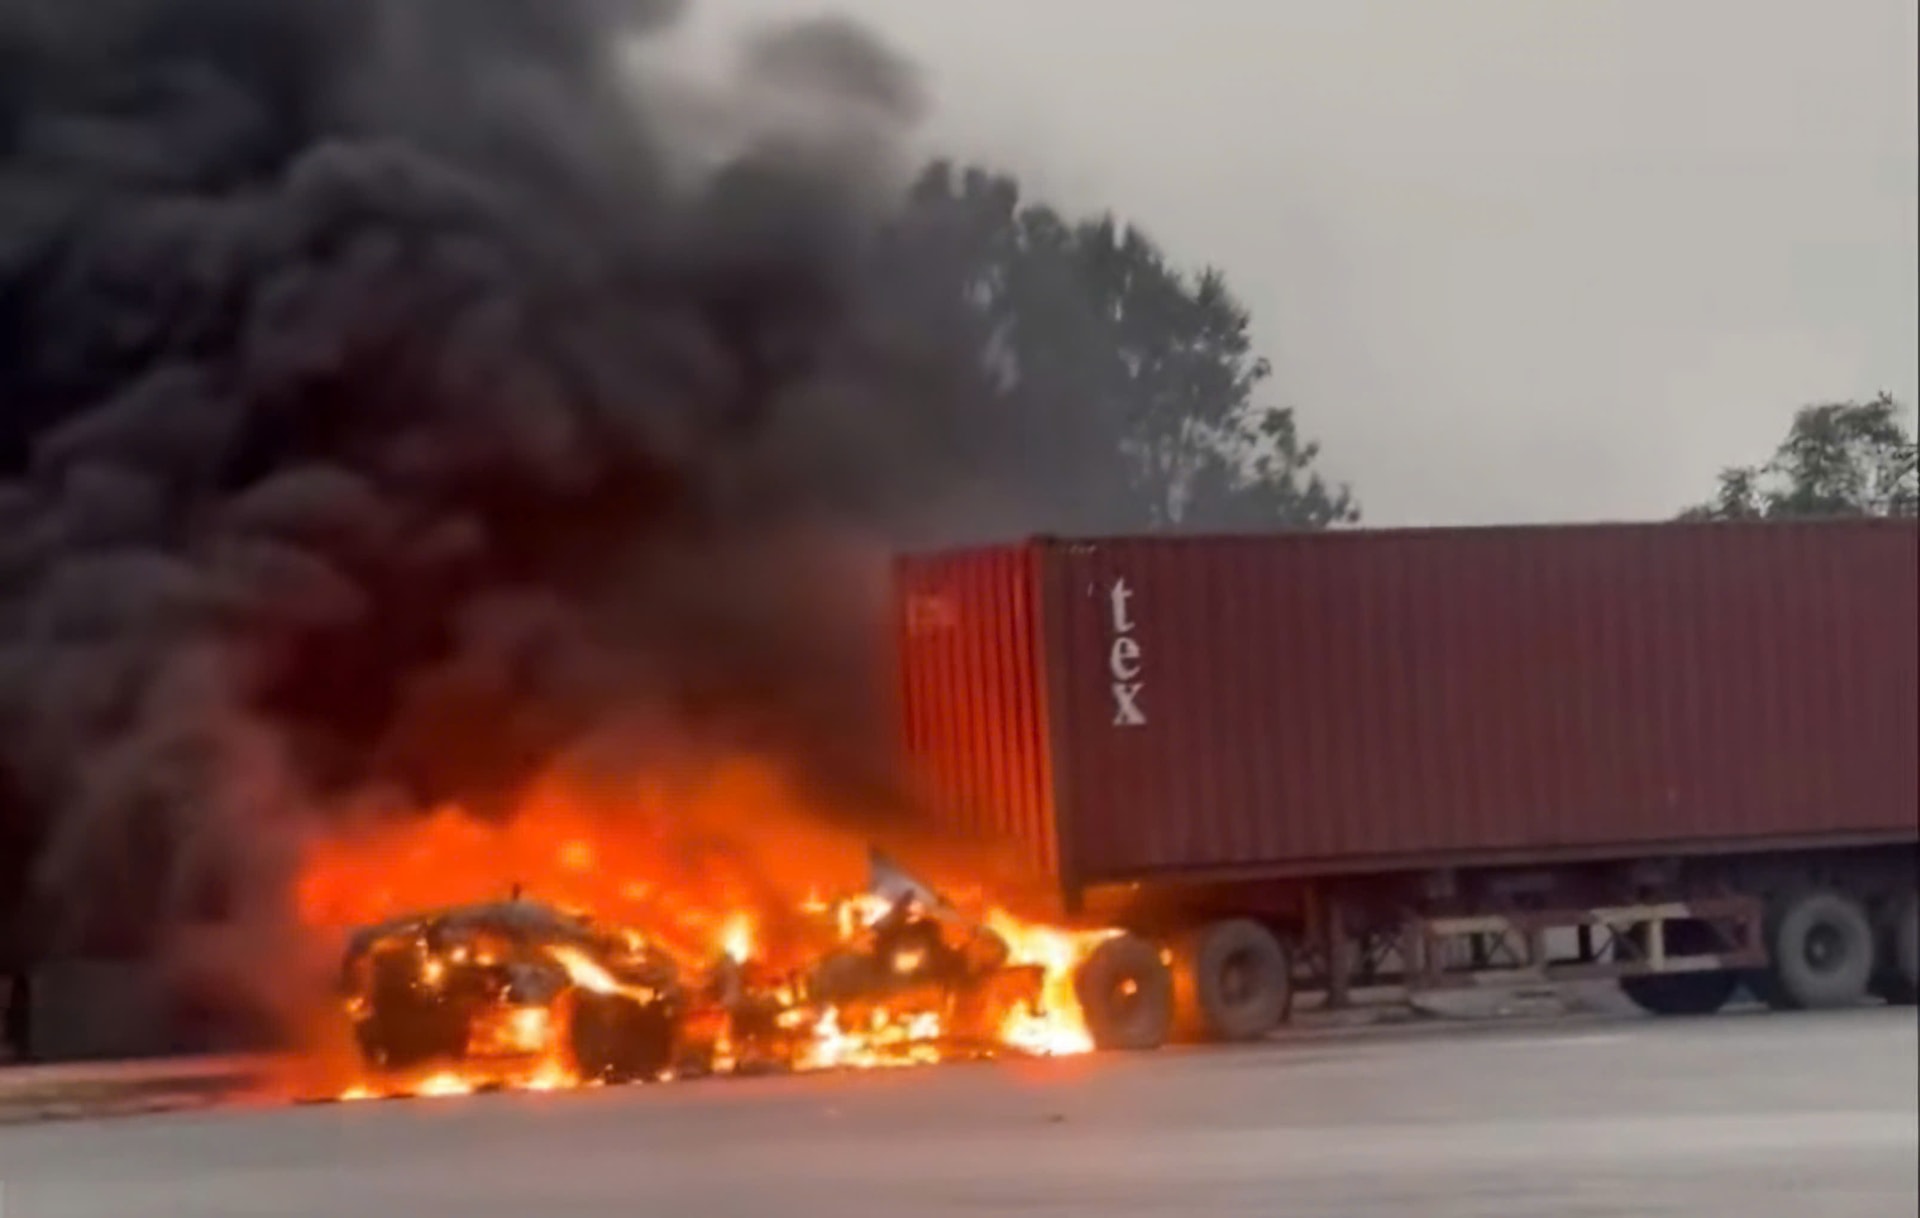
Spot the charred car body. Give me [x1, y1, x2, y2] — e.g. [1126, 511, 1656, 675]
[338, 853, 1055, 1082]
[339, 896, 686, 1082]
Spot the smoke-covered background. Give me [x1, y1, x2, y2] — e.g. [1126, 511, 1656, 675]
[0, 0, 1038, 1004]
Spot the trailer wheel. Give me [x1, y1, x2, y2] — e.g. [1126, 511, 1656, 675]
[1614, 918, 1737, 1017]
[1763, 889, 1875, 1011]
[1618, 971, 1738, 1017]
[1073, 934, 1173, 1052]
[1870, 892, 1918, 1006]
[1178, 919, 1291, 1042]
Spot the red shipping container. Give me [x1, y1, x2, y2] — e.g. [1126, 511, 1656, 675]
[893, 520, 1919, 903]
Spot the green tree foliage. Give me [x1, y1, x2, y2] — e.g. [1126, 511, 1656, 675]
[889, 161, 1357, 534]
[1683, 394, 1918, 521]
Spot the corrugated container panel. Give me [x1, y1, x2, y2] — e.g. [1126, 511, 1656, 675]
[893, 546, 1059, 880]
[898, 520, 1918, 894]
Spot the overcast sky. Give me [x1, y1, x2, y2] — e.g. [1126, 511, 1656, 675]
[676, 0, 1917, 526]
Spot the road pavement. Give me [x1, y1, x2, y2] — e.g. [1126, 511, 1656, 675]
[0, 1007, 1913, 1217]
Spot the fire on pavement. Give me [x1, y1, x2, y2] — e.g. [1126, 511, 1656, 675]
[290, 764, 1119, 1103]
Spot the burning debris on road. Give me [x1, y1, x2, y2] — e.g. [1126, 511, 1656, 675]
[285, 760, 1139, 1102]
[323, 848, 1111, 1102]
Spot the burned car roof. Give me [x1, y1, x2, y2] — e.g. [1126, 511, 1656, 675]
[341, 898, 604, 962]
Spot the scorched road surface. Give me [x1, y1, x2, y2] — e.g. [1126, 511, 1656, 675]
[2, 1008, 1914, 1217]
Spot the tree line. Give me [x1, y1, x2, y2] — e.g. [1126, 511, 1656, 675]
[886, 161, 1357, 535]
[897, 158, 1915, 530]
[1681, 394, 1917, 522]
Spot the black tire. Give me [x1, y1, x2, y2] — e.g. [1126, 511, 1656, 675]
[1763, 889, 1876, 1011]
[1614, 917, 1738, 1017]
[568, 992, 676, 1083]
[1619, 970, 1739, 1016]
[1178, 919, 1291, 1042]
[354, 1004, 464, 1071]
[1073, 934, 1174, 1052]
[354, 956, 467, 1071]
[1871, 892, 1918, 1006]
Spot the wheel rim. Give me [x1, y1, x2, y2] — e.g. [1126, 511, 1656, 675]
[1803, 921, 1848, 975]
[1219, 951, 1257, 1006]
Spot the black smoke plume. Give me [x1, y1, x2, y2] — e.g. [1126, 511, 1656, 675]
[0, 0, 1007, 993]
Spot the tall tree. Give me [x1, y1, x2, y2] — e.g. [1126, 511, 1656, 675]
[1683, 394, 1918, 521]
[885, 161, 1356, 535]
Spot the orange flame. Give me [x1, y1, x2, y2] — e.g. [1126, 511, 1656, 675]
[292, 759, 1111, 1102]
[987, 910, 1116, 1057]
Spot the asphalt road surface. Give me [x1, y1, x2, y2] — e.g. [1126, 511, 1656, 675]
[1, 1007, 1914, 1217]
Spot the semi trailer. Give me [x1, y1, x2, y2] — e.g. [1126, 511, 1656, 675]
[893, 518, 1919, 1049]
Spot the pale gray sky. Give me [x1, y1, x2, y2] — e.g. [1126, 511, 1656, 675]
[675, 0, 1917, 526]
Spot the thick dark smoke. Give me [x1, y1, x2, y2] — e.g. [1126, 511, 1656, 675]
[0, 0, 1007, 991]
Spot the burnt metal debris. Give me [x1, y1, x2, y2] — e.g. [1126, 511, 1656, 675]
[337, 851, 1047, 1083]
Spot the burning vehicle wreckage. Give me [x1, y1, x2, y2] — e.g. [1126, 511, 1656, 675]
[329, 850, 1131, 1097]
